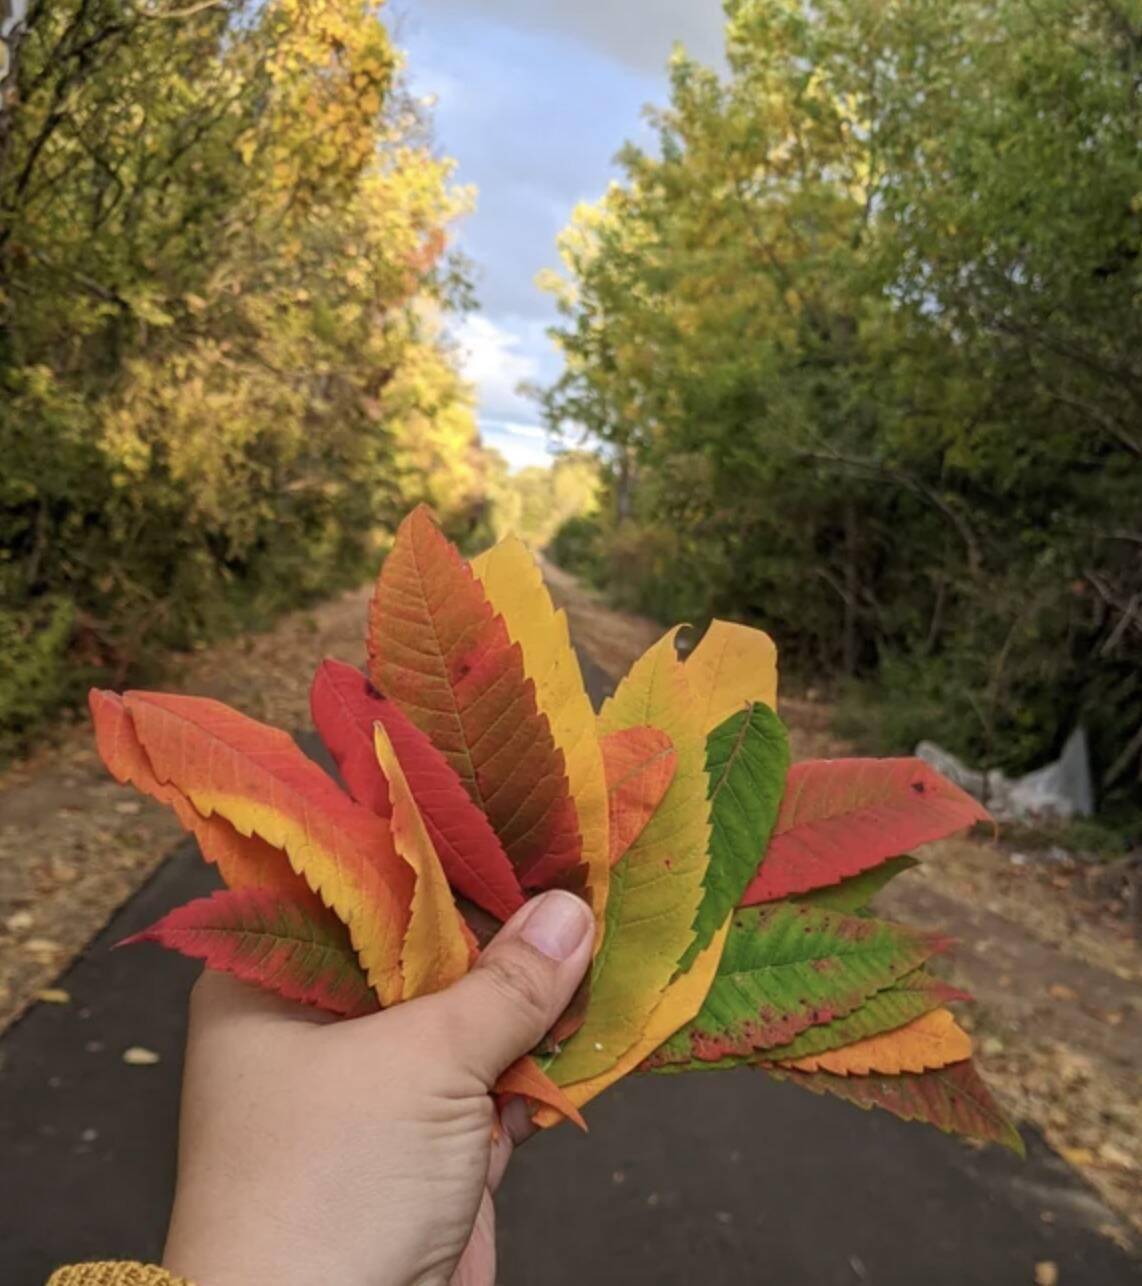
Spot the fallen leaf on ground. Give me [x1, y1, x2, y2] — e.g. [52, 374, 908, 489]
[122, 1046, 160, 1066]
[36, 988, 70, 1004]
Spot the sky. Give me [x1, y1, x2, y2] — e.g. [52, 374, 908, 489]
[393, 0, 727, 470]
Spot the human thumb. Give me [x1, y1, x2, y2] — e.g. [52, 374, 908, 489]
[417, 891, 594, 1087]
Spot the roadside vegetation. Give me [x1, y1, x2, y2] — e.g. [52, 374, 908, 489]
[540, 0, 1141, 819]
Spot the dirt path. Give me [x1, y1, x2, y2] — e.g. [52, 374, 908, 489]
[2, 562, 1139, 1242]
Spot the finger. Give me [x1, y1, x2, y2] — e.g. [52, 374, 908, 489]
[412, 890, 594, 1086]
[486, 1097, 535, 1194]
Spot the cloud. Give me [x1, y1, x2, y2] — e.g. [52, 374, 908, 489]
[482, 424, 555, 473]
[402, 0, 725, 74]
[395, 3, 728, 467]
[454, 313, 540, 422]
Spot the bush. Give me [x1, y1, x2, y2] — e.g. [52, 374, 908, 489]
[0, 600, 82, 759]
[548, 514, 606, 586]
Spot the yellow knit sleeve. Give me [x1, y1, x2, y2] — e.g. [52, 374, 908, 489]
[48, 1265, 191, 1285]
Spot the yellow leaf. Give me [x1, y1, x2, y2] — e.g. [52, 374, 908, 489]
[374, 724, 472, 999]
[780, 1007, 973, 1076]
[536, 919, 731, 1123]
[546, 628, 710, 1085]
[36, 988, 71, 1005]
[471, 537, 610, 938]
[685, 620, 778, 733]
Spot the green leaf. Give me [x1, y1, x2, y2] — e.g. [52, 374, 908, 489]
[679, 703, 789, 971]
[646, 903, 948, 1068]
[794, 855, 919, 914]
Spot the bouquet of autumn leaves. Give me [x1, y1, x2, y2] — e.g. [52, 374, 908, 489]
[89, 506, 1020, 1149]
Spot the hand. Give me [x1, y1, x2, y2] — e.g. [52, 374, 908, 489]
[162, 889, 595, 1286]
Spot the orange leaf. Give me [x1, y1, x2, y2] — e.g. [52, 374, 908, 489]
[121, 692, 414, 1006]
[368, 506, 583, 894]
[599, 726, 677, 867]
[779, 1007, 972, 1076]
[373, 722, 474, 998]
[89, 690, 315, 905]
[495, 1056, 587, 1132]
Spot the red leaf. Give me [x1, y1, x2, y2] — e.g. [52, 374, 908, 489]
[494, 1056, 587, 1132]
[741, 758, 992, 904]
[599, 726, 677, 867]
[312, 659, 525, 922]
[90, 690, 316, 905]
[769, 1059, 1024, 1154]
[373, 721, 476, 998]
[124, 888, 378, 1018]
[309, 659, 392, 817]
[120, 691, 414, 1005]
[367, 506, 583, 893]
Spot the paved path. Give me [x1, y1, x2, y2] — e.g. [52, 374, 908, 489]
[1, 655, 1137, 1284]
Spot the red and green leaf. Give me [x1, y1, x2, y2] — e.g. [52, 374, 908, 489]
[793, 855, 919, 914]
[600, 725, 676, 868]
[119, 691, 414, 1005]
[368, 506, 583, 893]
[652, 969, 969, 1074]
[124, 888, 378, 1018]
[679, 703, 789, 970]
[768, 1060, 1024, 1154]
[762, 969, 970, 1064]
[741, 759, 992, 905]
[312, 659, 525, 922]
[646, 903, 949, 1068]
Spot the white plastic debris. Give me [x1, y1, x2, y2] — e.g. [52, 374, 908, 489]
[916, 727, 1094, 823]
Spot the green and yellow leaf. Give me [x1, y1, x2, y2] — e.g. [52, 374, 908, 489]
[547, 629, 711, 1084]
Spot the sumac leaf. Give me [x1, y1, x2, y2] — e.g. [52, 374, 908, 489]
[741, 759, 992, 905]
[124, 888, 377, 1018]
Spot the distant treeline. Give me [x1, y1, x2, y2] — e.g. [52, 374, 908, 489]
[0, 1, 495, 755]
[540, 0, 1141, 810]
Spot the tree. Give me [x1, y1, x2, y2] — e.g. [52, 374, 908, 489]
[539, 0, 1141, 803]
[0, 0, 483, 751]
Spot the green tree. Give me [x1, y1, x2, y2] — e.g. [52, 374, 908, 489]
[0, 0, 485, 751]
[540, 0, 1141, 804]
